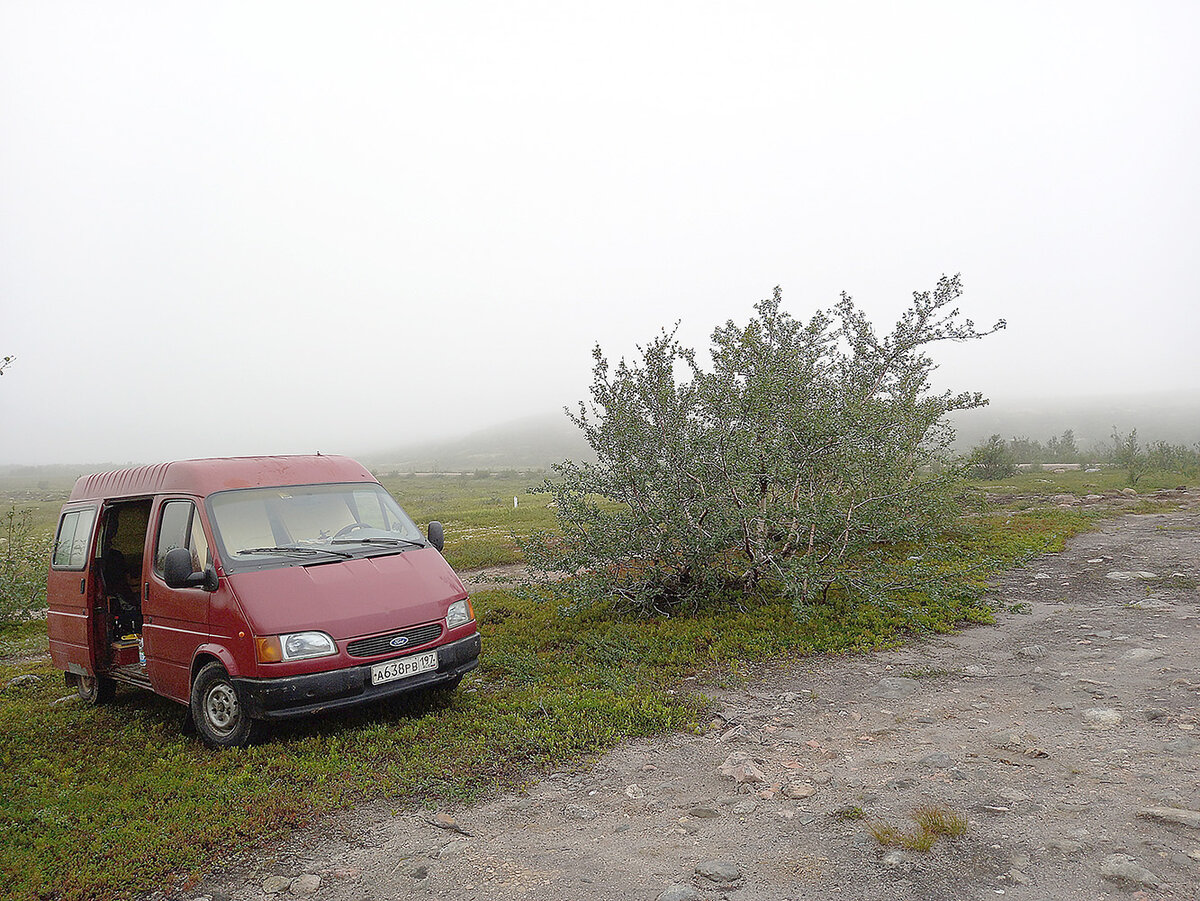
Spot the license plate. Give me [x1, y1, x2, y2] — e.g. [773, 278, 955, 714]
[371, 651, 438, 686]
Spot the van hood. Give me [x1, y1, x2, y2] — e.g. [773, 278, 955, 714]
[225, 548, 467, 639]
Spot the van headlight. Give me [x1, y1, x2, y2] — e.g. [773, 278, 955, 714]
[446, 599, 474, 630]
[256, 631, 337, 663]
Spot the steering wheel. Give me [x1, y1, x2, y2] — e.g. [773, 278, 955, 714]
[333, 522, 372, 539]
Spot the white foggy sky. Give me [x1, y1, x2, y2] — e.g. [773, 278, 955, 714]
[2, 1, 1197, 465]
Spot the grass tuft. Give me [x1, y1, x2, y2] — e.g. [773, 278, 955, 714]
[912, 804, 969, 837]
[867, 805, 969, 853]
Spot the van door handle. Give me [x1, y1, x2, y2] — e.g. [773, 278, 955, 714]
[80, 578, 85, 595]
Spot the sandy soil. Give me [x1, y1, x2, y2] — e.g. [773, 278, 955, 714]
[199, 495, 1200, 901]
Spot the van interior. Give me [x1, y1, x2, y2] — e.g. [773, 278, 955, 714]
[98, 500, 151, 667]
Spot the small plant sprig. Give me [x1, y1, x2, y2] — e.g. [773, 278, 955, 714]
[867, 805, 968, 852]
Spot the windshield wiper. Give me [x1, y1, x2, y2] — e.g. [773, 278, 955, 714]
[329, 536, 426, 549]
[237, 546, 354, 559]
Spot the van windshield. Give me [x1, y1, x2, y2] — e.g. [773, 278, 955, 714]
[208, 483, 426, 567]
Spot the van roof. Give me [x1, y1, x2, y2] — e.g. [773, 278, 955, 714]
[67, 455, 377, 502]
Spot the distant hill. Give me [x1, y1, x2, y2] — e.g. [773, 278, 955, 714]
[361, 413, 594, 473]
[950, 392, 1200, 453]
[362, 393, 1200, 473]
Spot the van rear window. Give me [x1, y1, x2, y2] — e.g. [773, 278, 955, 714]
[52, 508, 97, 570]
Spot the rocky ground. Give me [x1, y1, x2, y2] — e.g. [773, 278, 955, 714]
[199, 495, 1200, 901]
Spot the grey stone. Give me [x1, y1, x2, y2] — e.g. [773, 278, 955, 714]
[1120, 647, 1166, 662]
[1144, 708, 1170, 721]
[918, 752, 955, 769]
[564, 804, 598, 821]
[1163, 736, 1199, 754]
[719, 724, 749, 742]
[1043, 838, 1083, 854]
[1015, 645, 1048, 660]
[783, 781, 816, 799]
[657, 887, 701, 901]
[695, 860, 741, 883]
[290, 875, 321, 897]
[688, 804, 720, 818]
[717, 751, 767, 784]
[731, 798, 758, 815]
[624, 783, 645, 799]
[262, 876, 291, 894]
[431, 839, 471, 859]
[1100, 854, 1161, 889]
[871, 677, 919, 699]
[1105, 570, 1158, 580]
[432, 811, 471, 835]
[882, 850, 909, 867]
[1083, 708, 1122, 728]
[989, 729, 1025, 749]
[1137, 806, 1200, 829]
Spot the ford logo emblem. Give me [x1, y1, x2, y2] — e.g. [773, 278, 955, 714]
[389, 636, 409, 648]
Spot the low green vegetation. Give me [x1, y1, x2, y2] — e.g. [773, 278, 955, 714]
[970, 466, 1195, 496]
[380, 474, 555, 569]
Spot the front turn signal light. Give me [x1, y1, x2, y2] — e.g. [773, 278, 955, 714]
[256, 636, 282, 663]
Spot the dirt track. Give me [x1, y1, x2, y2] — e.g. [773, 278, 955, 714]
[201, 497, 1200, 901]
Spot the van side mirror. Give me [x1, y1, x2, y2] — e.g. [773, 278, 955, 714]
[163, 547, 218, 591]
[427, 521, 444, 553]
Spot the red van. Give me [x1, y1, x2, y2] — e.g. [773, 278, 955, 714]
[46, 455, 480, 748]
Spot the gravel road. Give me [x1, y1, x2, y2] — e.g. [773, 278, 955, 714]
[201, 498, 1200, 901]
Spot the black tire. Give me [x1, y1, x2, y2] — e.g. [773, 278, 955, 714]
[75, 673, 116, 705]
[190, 662, 259, 749]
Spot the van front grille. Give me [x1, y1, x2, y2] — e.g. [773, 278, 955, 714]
[347, 622, 444, 658]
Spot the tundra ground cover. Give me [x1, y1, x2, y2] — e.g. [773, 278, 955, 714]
[0, 471, 1187, 901]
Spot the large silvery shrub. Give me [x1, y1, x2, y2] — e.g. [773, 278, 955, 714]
[523, 275, 1004, 614]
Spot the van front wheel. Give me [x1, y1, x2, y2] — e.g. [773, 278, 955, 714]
[191, 662, 259, 749]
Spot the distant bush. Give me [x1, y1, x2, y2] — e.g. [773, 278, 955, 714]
[967, 434, 1016, 478]
[974, 430, 1079, 467]
[0, 507, 53, 627]
[1107, 428, 1200, 486]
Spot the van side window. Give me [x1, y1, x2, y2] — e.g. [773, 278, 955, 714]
[154, 502, 211, 576]
[52, 508, 97, 569]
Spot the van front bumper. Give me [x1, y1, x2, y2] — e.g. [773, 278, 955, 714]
[234, 632, 481, 720]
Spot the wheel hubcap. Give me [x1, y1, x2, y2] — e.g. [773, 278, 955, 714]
[205, 683, 239, 735]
